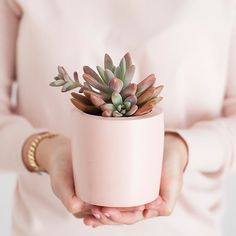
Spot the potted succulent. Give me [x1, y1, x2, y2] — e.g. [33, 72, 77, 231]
[50, 53, 164, 207]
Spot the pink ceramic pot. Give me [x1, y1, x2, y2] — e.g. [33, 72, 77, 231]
[71, 108, 164, 207]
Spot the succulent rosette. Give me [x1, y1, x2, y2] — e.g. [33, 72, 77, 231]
[50, 53, 163, 117]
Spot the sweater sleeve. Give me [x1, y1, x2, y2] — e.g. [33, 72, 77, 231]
[0, 0, 46, 173]
[167, 12, 236, 174]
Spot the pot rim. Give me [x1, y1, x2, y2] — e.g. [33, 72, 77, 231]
[71, 107, 163, 121]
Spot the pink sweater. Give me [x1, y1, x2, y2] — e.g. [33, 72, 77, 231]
[1, 0, 236, 235]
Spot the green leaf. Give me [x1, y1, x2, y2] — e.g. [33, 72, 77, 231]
[71, 92, 92, 105]
[83, 66, 104, 84]
[112, 111, 123, 117]
[105, 69, 115, 83]
[120, 109, 126, 115]
[83, 74, 110, 93]
[73, 72, 80, 82]
[124, 101, 131, 111]
[49, 80, 66, 87]
[90, 95, 106, 108]
[153, 85, 164, 97]
[114, 66, 121, 79]
[124, 52, 132, 68]
[124, 94, 137, 105]
[79, 81, 93, 93]
[120, 83, 137, 99]
[117, 104, 122, 112]
[123, 65, 135, 87]
[108, 78, 124, 93]
[97, 66, 106, 82]
[137, 87, 159, 105]
[136, 74, 156, 97]
[83, 90, 110, 101]
[119, 57, 126, 80]
[100, 103, 116, 112]
[102, 110, 113, 117]
[134, 98, 161, 116]
[104, 53, 114, 70]
[58, 66, 71, 81]
[111, 66, 116, 73]
[70, 98, 100, 114]
[125, 105, 138, 116]
[111, 92, 123, 107]
[61, 81, 77, 92]
[58, 66, 66, 75]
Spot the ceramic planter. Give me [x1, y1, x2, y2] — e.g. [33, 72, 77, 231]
[71, 108, 164, 207]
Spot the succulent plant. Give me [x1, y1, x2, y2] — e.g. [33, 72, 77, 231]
[50, 53, 163, 117]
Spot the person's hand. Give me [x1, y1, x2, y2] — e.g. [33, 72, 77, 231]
[22, 134, 142, 219]
[83, 132, 189, 227]
[22, 134, 91, 216]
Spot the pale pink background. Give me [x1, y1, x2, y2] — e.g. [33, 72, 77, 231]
[1, 0, 236, 235]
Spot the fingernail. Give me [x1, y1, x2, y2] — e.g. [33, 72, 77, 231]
[103, 212, 110, 218]
[93, 213, 101, 219]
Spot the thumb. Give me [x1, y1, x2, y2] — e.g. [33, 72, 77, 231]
[157, 175, 182, 216]
[50, 169, 84, 214]
[156, 156, 183, 216]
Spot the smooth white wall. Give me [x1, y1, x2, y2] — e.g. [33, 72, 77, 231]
[0, 173, 236, 236]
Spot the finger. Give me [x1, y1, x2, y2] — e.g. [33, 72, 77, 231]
[143, 197, 162, 218]
[50, 170, 84, 214]
[73, 209, 91, 219]
[114, 205, 145, 212]
[60, 190, 84, 214]
[157, 167, 183, 216]
[91, 206, 118, 225]
[83, 215, 103, 228]
[143, 209, 159, 218]
[89, 206, 144, 226]
[101, 208, 144, 225]
[145, 196, 163, 209]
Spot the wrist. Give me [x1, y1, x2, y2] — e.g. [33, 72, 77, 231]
[22, 132, 60, 173]
[36, 134, 71, 173]
[165, 131, 189, 171]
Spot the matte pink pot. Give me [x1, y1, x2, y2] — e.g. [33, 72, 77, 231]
[71, 108, 164, 207]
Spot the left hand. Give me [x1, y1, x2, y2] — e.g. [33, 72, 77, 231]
[82, 132, 189, 227]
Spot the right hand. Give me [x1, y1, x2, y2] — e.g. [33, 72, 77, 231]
[22, 134, 91, 216]
[22, 134, 143, 222]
